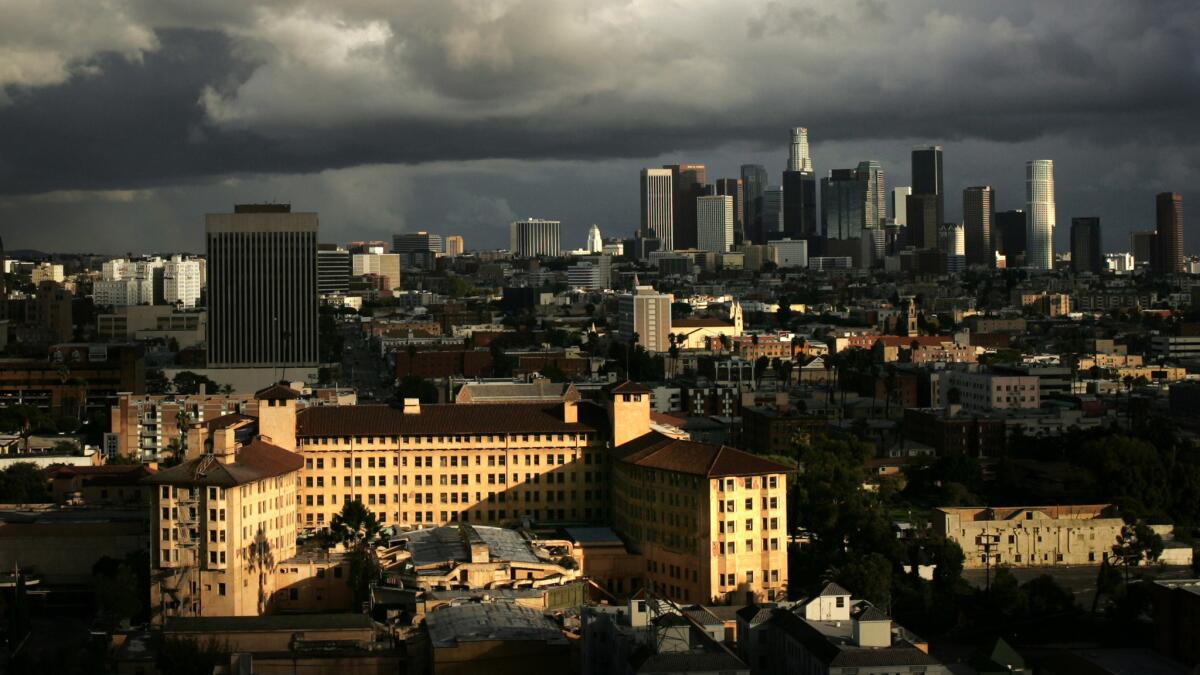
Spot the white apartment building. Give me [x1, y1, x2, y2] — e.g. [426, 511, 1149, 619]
[939, 370, 1040, 411]
[164, 256, 203, 307]
[618, 282, 673, 353]
[31, 262, 65, 284]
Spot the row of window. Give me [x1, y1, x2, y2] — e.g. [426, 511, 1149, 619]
[302, 433, 593, 446]
[718, 538, 781, 554]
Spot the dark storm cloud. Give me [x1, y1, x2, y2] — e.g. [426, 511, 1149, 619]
[0, 0, 1198, 251]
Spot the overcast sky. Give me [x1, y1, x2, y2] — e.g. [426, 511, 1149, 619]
[1, 0, 1197, 255]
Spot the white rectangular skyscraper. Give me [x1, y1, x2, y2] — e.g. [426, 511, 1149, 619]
[892, 186, 911, 226]
[640, 168, 674, 251]
[206, 204, 319, 368]
[1025, 160, 1056, 270]
[509, 218, 561, 257]
[697, 195, 734, 252]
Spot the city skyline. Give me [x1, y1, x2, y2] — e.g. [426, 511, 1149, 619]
[0, 2, 1196, 255]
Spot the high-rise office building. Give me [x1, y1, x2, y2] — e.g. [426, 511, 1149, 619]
[911, 146, 943, 214]
[1156, 192, 1184, 275]
[393, 231, 442, 255]
[740, 164, 768, 243]
[821, 161, 886, 240]
[858, 160, 886, 229]
[783, 127, 818, 238]
[444, 235, 464, 256]
[997, 210, 1027, 267]
[787, 127, 813, 173]
[963, 186, 995, 267]
[316, 244, 351, 295]
[352, 252, 402, 291]
[206, 204, 318, 368]
[1070, 217, 1102, 274]
[1132, 230, 1158, 269]
[782, 170, 817, 238]
[618, 282, 672, 353]
[664, 164, 706, 250]
[715, 178, 744, 243]
[820, 169, 863, 240]
[911, 146, 944, 235]
[939, 223, 965, 255]
[509, 219, 561, 257]
[1025, 159, 1056, 269]
[585, 224, 603, 254]
[905, 193, 940, 249]
[697, 195, 734, 253]
[640, 168, 674, 251]
[763, 186, 785, 237]
[393, 231, 442, 270]
[892, 186, 912, 226]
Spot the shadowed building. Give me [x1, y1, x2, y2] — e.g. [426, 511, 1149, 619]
[1070, 217, 1103, 273]
[963, 186, 995, 267]
[206, 204, 319, 368]
[1156, 192, 1185, 275]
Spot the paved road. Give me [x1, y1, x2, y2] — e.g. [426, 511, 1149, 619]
[962, 564, 1194, 609]
[339, 323, 392, 401]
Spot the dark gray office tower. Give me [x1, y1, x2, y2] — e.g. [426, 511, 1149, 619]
[206, 204, 318, 368]
[740, 164, 767, 243]
[664, 164, 706, 250]
[1156, 192, 1184, 275]
[905, 193, 940, 249]
[912, 145, 944, 233]
[782, 170, 818, 238]
[1070, 217, 1102, 274]
[963, 186, 995, 267]
[715, 178, 744, 244]
[996, 209, 1027, 267]
[393, 231, 442, 270]
[821, 169, 863, 240]
[0, 235, 6, 321]
[317, 244, 351, 294]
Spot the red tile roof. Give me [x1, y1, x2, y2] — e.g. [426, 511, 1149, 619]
[673, 318, 734, 328]
[255, 383, 301, 400]
[609, 380, 652, 395]
[295, 403, 597, 437]
[144, 438, 302, 487]
[616, 432, 791, 477]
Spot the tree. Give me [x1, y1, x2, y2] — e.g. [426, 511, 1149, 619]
[93, 553, 147, 627]
[157, 637, 230, 675]
[754, 356, 770, 387]
[0, 463, 52, 503]
[172, 371, 219, 395]
[1112, 521, 1164, 583]
[776, 295, 792, 327]
[326, 500, 382, 606]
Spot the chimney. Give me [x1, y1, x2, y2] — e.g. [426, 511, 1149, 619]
[403, 398, 421, 415]
[563, 399, 578, 423]
[213, 428, 238, 464]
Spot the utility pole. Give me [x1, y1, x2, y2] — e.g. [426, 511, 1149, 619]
[979, 528, 1000, 592]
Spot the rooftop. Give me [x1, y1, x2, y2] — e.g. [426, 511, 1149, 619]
[296, 402, 595, 437]
[424, 603, 567, 647]
[936, 504, 1116, 521]
[455, 380, 579, 404]
[616, 432, 792, 478]
[394, 524, 541, 567]
[770, 609, 940, 669]
[165, 613, 372, 634]
[143, 439, 303, 487]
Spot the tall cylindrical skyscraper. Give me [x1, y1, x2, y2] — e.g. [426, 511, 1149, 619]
[788, 127, 813, 173]
[1025, 160, 1056, 269]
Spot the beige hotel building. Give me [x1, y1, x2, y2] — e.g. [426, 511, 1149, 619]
[143, 380, 790, 612]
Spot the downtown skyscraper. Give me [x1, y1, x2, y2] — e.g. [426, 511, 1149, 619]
[963, 186, 995, 267]
[1156, 192, 1185, 275]
[783, 127, 817, 238]
[206, 204, 319, 368]
[740, 164, 768, 243]
[640, 168, 674, 251]
[820, 161, 885, 240]
[1070, 217, 1102, 273]
[697, 195, 734, 253]
[907, 146, 943, 249]
[664, 163, 706, 250]
[1025, 159, 1056, 269]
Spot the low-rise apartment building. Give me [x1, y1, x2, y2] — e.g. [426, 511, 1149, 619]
[938, 370, 1040, 412]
